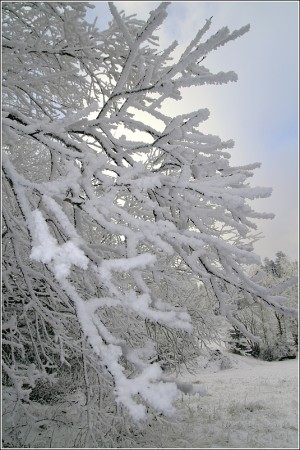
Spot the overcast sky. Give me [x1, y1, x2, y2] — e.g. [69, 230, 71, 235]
[86, 1, 298, 262]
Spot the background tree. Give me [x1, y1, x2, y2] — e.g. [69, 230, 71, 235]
[2, 1, 298, 446]
[226, 252, 298, 360]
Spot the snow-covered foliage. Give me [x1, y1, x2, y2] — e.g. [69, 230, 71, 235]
[2, 0, 298, 437]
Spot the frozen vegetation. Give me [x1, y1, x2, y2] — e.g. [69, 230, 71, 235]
[2, 2, 298, 448]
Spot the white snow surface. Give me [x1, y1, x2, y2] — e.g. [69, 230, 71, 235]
[170, 349, 298, 448]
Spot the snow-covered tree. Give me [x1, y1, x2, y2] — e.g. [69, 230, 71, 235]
[2, 1, 298, 435]
[226, 253, 298, 360]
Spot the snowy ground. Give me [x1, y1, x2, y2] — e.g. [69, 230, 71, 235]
[170, 349, 299, 448]
[2, 348, 298, 448]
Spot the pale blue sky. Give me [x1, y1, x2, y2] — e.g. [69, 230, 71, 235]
[86, 1, 298, 261]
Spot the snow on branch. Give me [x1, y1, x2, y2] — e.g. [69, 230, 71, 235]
[30, 210, 89, 279]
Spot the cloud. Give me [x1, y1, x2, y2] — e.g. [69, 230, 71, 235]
[114, 1, 161, 18]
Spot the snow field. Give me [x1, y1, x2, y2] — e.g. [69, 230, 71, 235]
[171, 352, 298, 448]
